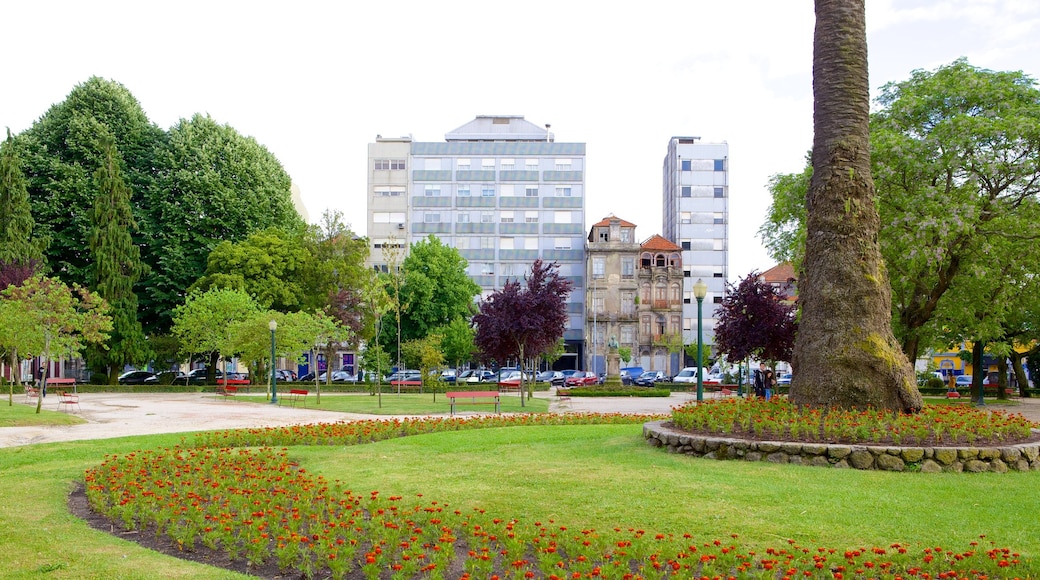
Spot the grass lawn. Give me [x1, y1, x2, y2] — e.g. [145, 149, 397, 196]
[1, 422, 1039, 578]
[233, 391, 550, 414]
[0, 399, 86, 427]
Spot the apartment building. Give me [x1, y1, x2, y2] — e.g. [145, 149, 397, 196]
[367, 116, 587, 367]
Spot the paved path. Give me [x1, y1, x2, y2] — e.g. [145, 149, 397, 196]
[3, 390, 1038, 449]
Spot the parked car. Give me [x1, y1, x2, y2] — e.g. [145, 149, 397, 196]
[118, 370, 156, 385]
[440, 369, 457, 383]
[498, 370, 524, 389]
[386, 370, 422, 383]
[619, 366, 644, 386]
[633, 370, 666, 387]
[462, 370, 495, 383]
[144, 370, 186, 384]
[537, 370, 562, 384]
[275, 369, 296, 382]
[564, 371, 599, 387]
[671, 367, 703, 384]
[777, 373, 792, 385]
[955, 374, 991, 386]
[187, 368, 223, 384]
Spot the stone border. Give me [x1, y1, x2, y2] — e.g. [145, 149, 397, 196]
[643, 421, 1040, 472]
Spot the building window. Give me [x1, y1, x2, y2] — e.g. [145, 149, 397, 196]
[592, 294, 604, 312]
[555, 158, 572, 170]
[525, 211, 538, 223]
[375, 186, 404, 197]
[598, 227, 609, 242]
[592, 256, 605, 279]
[683, 268, 691, 278]
[457, 158, 471, 170]
[480, 237, 495, 249]
[525, 159, 539, 171]
[500, 237, 514, 250]
[481, 263, 494, 275]
[714, 239, 725, 251]
[714, 266, 724, 278]
[373, 211, 406, 223]
[681, 159, 691, 171]
[681, 240, 691, 250]
[621, 325, 634, 344]
[525, 186, 539, 197]
[683, 318, 692, 332]
[641, 316, 651, 337]
[620, 228, 632, 242]
[424, 158, 441, 170]
[555, 186, 572, 197]
[714, 212, 725, 224]
[621, 292, 635, 316]
[457, 213, 470, 223]
[480, 212, 494, 223]
[481, 185, 496, 197]
[457, 185, 470, 197]
[553, 211, 571, 224]
[714, 159, 725, 171]
[374, 159, 390, 170]
[500, 211, 514, 223]
[680, 212, 692, 224]
[670, 283, 681, 303]
[456, 237, 470, 249]
[391, 159, 405, 170]
[621, 257, 634, 279]
[424, 213, 440, 223]
[424, 185, 441, 197]
[683, 291, 692, 304]
[713, 296, 723, 304]
[481, 158, 495, 170]
[500, 184, 514, 197]
[501, 158, 515, 170]
[554, 237, 571, 250]
[681, 186, 691, 197]
[714, 187, 725, 198]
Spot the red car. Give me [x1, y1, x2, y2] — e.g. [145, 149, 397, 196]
[564, 371, 599, 387]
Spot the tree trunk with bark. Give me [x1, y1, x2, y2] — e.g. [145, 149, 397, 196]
[790, 0, 923, 412]
[1011, 351, 1031, 398]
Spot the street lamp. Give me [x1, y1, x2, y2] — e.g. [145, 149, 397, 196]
[269, 319, 278, 405]
[693, 278, 708, 402]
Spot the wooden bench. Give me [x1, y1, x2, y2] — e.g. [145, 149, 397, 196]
[946, 390, 961, 399]
[283, 389, 309, 407]
[47, 377, 77, 393]
[216, 385, 238, 399]
[446, 391, 500, 416]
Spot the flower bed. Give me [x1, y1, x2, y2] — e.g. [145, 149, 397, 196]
[83, 413, 1031, 579]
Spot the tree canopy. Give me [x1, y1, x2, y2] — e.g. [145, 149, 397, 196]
[713, 272, 797, 364]
[0, 128, 46, 284]
[170, 288, 260, 382]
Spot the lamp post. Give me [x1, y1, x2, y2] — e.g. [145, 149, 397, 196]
[693, 279, 708, 402]
[269, 319, 278, 405]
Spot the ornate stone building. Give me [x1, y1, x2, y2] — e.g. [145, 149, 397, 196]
[585, 215, 640, 374]
[637, 234, 685, 376]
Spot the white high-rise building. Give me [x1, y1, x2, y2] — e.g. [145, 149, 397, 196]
[662, 136, 729, 351]
[367, 116, 587, 368]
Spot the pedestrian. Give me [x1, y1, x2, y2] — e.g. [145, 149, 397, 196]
[753, 362, 766, 398]
[764, 368, 776, 400]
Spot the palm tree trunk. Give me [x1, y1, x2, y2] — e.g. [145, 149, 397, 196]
[789, 0, 922, 412]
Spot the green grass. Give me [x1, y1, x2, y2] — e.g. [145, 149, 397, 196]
[0, 398, 86, 427]
[2, 423, 1039, 578]
[233, 391, 550, 414]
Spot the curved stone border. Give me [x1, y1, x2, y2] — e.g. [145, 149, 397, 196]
[643, 421, 1040, 472]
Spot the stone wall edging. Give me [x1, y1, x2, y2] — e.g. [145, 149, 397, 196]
[643, 420, 1040, 473]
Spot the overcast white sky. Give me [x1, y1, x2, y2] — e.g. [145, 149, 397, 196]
[4, 1, 1039, 279]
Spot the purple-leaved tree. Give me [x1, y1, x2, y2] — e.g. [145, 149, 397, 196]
[713, 271, 798, 367]
[473, 259, 572, 405]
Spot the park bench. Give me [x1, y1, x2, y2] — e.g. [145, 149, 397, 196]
[446, 391, 500, 416]
[283, 389, 309, 407]
[216, 385, 238, 399]
[47, 377, 77, 393]
[24, 384, 40, 404]
[946, 390, 961, 399]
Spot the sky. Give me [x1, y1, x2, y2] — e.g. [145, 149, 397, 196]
[4, 1, 1039, 280]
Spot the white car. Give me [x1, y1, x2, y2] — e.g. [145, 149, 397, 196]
[672, 367, 704, 383]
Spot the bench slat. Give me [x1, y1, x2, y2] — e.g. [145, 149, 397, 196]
[445, 391, 500, 415]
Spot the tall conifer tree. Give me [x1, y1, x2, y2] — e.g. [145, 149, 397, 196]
[88, 139, 149, 382]
[0, 128, 45, 282]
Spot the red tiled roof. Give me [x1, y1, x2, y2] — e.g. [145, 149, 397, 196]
[590, 214, 637, 228]
[760, 262, 796, 283]
[640, 234, 681, 252]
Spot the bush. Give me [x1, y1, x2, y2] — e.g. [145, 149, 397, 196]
[560, 386, 670, 397]
[926, 376, 945, 390]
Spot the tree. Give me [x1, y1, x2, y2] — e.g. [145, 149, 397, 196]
[473, 259, 572, 403]
[190, 228, 310, 312]
[713, 272, 798, 366]
[439, 316, 476, 371]
[761, 60, 1040, 368]
[617, 346, 632, 367]
[391, 236, 481, 344]
[790, 0, 922, 412]
[401, 335, 444, 396]
[87, 139, 149, 383]
[0, 128, 47, 383]
[170, 288, 260, 383]
[1, 276, 111, 412]
[229, 310, 322, 400]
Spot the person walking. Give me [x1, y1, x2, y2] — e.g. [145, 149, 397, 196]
[764, 368, 776, 400]
[753, 362, 766, 398]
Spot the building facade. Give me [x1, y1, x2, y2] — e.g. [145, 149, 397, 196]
[637, 234, 685, 375]
[662, 136, 729, 352]
[585, 215, 641, 374]
[367, 116, 587, 368]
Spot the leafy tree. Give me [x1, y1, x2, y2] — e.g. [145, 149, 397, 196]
[713, 272, 798, 366]
[617, 346, 632, 366]
[790, 0, 921, 412]
[390, 235, 481, 345]
[473, 259, 572, 403]
[1, 276, 111, 412]
[190, 228, 310, 312]
[0, 128, 47, 382]
[401, 335, 444, 396]
[144, 113, 303, 332]
[86, 139, 149, 383]
[761, 60, 1040, 369]
[229, 310, 322, 400]
[438, 316, 476, 371]
[170, 288, 260, 383]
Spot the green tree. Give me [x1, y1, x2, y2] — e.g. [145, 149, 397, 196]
[229, 310, 322, 400]
[617, 346, 632, 366]
[1, 275, 111, 412]
[439, 316, 476, 371]
[190, 228, 310, 312]
[87, 139, 149, 383]
[401, 335, 444, 396]
[389, 236, 480, 345]
[790, 0, 921, 412]
[170, 288, 260, 383]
